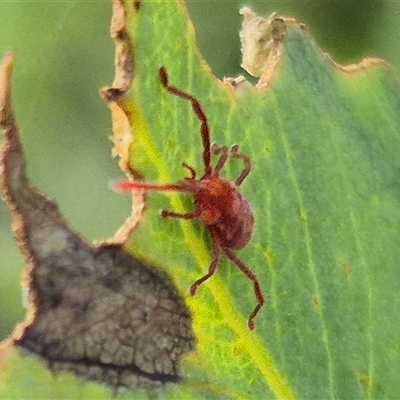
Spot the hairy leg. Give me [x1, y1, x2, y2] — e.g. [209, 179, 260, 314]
[112, 180, 187, 193]
[182, 162, 197, 180]
[160, 210, 200, 219]
[159, 67, 212, 177]
[229, 145, 251, 186]
[190, 230, 221, 296]
[211, 144, 228, 177]
[224, 248, 264, 330]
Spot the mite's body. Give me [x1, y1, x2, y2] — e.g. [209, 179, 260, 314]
[191, 178, 253, 250]
[114, 67, 264, 330]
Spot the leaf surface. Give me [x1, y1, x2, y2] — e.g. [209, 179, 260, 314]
[110, 1, 400, 399]
[1, 0, 400, 398]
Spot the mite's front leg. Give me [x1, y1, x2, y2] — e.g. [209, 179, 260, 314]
[160, 210, 201, 220]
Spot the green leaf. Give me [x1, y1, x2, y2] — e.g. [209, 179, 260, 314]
[0, 346, 117, 400]
[2, 0, 400, 398]
[109, 1, 400, 398]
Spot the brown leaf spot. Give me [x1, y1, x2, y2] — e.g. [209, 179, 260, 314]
[0, 54, 194, 390]
[15, 244, 194, 388]
[312, 296, 321, 308]
[223, 75, 253, 93]
[133, 1, 141, 12]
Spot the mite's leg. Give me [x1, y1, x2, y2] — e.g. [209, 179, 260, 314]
[211, 144, 228, 177]
[224, 248, 264, 330]
[112, 181, 187, 193]
[190, 230, 221, 295]
[229, 145, 251, 186]
[159, 67, 212, 177]
[182, 162, 197, 180]
[160, 210, 200, 219]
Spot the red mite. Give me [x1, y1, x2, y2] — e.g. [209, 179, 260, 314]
[114, 67, 264, 330]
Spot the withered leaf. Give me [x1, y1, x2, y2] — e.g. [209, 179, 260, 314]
[0, 53, 194, 390]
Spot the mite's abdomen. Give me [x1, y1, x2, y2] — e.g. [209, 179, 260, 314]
[197, 178, 254, 249]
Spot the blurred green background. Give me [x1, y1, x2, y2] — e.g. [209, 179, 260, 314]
[0, 0, 398, 341]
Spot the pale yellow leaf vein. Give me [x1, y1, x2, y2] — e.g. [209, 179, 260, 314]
[132, 97, 296, 399]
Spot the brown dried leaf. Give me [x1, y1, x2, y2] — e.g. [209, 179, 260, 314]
[0, 53, 194, 390]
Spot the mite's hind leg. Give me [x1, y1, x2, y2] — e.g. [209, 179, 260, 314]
[190, 229, 221, 295]
[224, 248, 264, 330]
